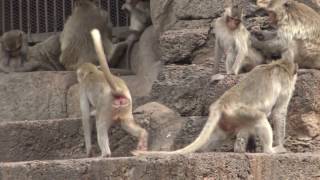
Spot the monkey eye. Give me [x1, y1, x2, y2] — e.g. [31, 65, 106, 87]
[227, 16, 241, 24]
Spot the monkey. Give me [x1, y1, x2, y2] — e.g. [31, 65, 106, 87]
[132, 48, 298, 155]
[214, 5, 265, 75]
[250, 27, 282, 61]
[76, 29, 148, 157]
[0, 30, 54, 73]
[121, 0, 151, 70]
[60, 0, 127, 71]
[252, 0, 320, 69]
[0, 30, 28, 67]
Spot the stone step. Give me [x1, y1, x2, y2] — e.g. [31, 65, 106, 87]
[1, 153, 319, 180]
[0, 71, 142, 122]
[1, 110, 319, 163]
[0, 114, 207, 163]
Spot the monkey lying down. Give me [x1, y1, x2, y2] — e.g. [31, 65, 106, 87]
[133, 49, 298, 155]
[77, 29, 148, 157]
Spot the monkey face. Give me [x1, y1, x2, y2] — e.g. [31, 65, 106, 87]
[226, 16, 241, 31]
[2, 35, 22, 53]
[267, 11, 278, 25]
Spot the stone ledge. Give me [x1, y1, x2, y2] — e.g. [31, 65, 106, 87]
[0, 153, 319, 180]
[0, 71, 77, 122]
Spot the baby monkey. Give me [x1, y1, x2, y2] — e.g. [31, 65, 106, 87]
[76, 29, 148, 157]
[214, 5, 264, 75]
[0, 30, 28, 67]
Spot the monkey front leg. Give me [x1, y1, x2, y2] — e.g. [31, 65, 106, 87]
[121, 115, 148, 151]
[231, 53, 245, 75]
[225, 48, 237, 74]
[213, 39, 224, 74]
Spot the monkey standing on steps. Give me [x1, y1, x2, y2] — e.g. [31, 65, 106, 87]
[76, 29, 148, 157]
[122, 0, 151, 70]
[253, 0, 320, 69]
[60, 0, 127, 71]
[133, 48, 298, 155]
[213, 5, 265, 75]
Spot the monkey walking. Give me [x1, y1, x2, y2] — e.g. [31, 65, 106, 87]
[214, 5, 265, 75]
[253, 0, 320, 70]
[76, 29, 148, 157]
[60, 0, 127, 71]
[133, 48, 298, 155]
[122, 0, 151, 70]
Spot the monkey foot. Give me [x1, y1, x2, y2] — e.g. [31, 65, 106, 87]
[211, 74, 226, 82]
[131, 150, 147, 156]
[273, 145, 287, 154]
[101, 153, 111, 158]
[136, 141, 148, 151]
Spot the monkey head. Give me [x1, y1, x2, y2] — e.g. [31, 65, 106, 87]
[257, 0, 291, 26]
[76, 63, 98, 83]
[1, 30, 23, 56]
[225, 6, 243, 31]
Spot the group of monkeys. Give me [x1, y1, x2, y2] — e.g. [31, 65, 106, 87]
[1, 0, 320, 158]
[0, 0, 150, 72]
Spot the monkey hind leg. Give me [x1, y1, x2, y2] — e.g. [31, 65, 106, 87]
[59, 45, 79, 70]
[96, 104, 113, 157]
[234, 129, 256, 153]
[253, 115, 274, 153]
[198, 127, 228, 152]
[233, 106, 273, 153]
[121, 115, 149, 151]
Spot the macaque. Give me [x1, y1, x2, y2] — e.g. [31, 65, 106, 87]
[1, 30, 28, 66]
[0, 30, 53, 72]
[253, 0, 320, 69]
[60, 0, 127, 70]
[133, 49, 298, 155]
[214, 5, 264, 75]
[122, 0, 151, 69]
[76, 29, 148, 157]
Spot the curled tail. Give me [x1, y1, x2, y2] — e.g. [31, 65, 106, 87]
[132, 107, 221, 155]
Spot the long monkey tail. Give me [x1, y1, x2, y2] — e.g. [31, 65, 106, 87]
[132, 106, 221, 155]
[90, 29, 120, 94]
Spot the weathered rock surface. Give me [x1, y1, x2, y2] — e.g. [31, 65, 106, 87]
[0, 72, 77, 122]
[150, 0, 224, 34]
[138, 65, 320, 148]
[1, 153, 319, 180]
[160, 28, 210, 64]
[0, 102, 206, 162]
